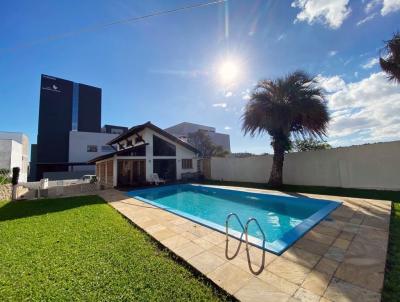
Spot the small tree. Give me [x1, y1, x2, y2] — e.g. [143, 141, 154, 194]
[290, 138, 331, 152]
[187, 130, 229, 158]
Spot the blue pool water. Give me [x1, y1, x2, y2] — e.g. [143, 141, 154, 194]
[127, 184, 341, 254]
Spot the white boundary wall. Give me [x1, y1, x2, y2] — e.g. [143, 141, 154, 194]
[210, 141, 400, 190]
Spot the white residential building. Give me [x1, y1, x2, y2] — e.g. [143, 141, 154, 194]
[164, 122, 231, 152]
[89, 122, 199, 187]
[0, 132, 29, 182]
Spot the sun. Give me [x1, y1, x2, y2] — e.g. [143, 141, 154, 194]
[218, 59, 240, 84]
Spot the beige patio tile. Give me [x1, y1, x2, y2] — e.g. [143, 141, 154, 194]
[335, 261, 385, 292]
[267, 257, 311, 285]
[207, 262, 253, 293]
[355, 226, 389, 248]
[282, 247, 321, 269]
[301, 270, 332, 296]
[362, 215, 389, 231]
[188, 251, 226, 275]
[342, 223, 360, 234]
[207, 243, 229, 258]
[315, 257, 340, 276]
[257, 270, 299, 296]
[192, 237, 216, 250]
[151, 228, 178, 241]
[202, 232, 226, 245]
[303, 230, 336, 245]
[239, 246, 277, 268]
[235, 277, 291, 302]
[337, 231, 355, 241]
[293, 287, 320, 302]
[324, 278, 381, 302]
[332, 238, 351, 250]
[345, 239, 387, 262]
[145, 224, 167, 234]
[161, 234, 192, 250]
[324, 246, 346, 262]
[180, 231, 200, 241]
[188, 224, 213, 237]
[175, 242, 204, 260]
[312, 224, 341, 238]
[294, 238, 331, 256]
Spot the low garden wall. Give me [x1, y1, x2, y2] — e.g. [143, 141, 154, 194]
[0, 184, 12, 201]
[209, 140, 400, 190]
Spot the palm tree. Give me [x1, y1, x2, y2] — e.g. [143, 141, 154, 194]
[242, 71, 329, 187]
[380, 32, 400, 83]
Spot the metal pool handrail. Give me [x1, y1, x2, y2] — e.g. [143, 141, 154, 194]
[225, 213, 267, 275]
[244, 217, 266, 275]
[225, 212, 245, 238]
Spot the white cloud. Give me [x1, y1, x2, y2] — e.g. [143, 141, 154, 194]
[356, 12, 377, 26]
[328, 50, 338, 56]
[365, 0, 381, 13]
[361, 57, 379, 69]
[225, 91, 233, 98]
[224, 126, 232, 130]
[364, 0, 400, 15]
[277, 33, 286, 41]
[291, 0, 351, 29]
[212, 103, 227, 108]
[316, 74, 347, 93]
[381, 0, 400, 15]
[322, 72, 400, 143]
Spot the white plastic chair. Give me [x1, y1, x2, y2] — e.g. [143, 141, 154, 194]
[151, 173, 166, 185]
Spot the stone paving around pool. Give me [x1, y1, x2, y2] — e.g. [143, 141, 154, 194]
[98, 185, 392, 302]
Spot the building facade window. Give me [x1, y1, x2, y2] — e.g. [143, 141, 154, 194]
[182, 159, 193, 169]
[153, 135, 176, 156]
[87, 145, 98, 152]
[101, 145, 114, 152]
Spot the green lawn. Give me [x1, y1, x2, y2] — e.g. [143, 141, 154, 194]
[0, 196, 231, 301]
[199, 180, 400, 302]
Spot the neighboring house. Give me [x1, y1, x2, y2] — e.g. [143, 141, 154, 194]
[164, 122, 231, 152]
[0, 132, 29, 182]
[88, 122, 199, 187]
[30, 74, 128, 180]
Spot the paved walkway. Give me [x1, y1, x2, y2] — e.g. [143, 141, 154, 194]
[98, 185, 391, 302]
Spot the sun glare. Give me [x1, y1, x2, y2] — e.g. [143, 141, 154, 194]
[218, 59, 240, 84]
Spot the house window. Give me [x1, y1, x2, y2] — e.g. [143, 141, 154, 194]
[101, 145, 114, 152]
[182, 159, 193, 169]
[87, 145, 98, 152]
[153, 135, 176, 156]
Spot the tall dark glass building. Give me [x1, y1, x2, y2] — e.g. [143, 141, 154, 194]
[34, 74, 101, 180]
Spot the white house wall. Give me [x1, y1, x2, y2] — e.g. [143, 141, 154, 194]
[115, 127, 198, 182]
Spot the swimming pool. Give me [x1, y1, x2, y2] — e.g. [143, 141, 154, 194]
[127, 184, 341, 255]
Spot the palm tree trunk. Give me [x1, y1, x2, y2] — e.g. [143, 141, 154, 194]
[268, 141, 285, 187]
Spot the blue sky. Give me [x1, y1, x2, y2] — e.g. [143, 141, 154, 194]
[1, 0, 400, 154]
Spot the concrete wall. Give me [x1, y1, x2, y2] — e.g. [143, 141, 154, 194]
[0, 132, 29, 182]
[0, 139, 27, 182]
[208, 141, 400, 190]
[69, 131, 118, 163]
